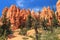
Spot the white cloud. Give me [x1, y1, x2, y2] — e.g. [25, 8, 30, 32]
[16, 0, 24, 7]
[15, 0, 34, 8]
[33, 8, 40, 11]
[32, 7, 42, 12]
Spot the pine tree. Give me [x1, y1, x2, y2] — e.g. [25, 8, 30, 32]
[1, 12, 7, 40]
[26, 13, 32, 30]
[34, 16, 41, 40]
[34, 19, 39, 40]
[1, 12, 11, 40]
[42, 18, 48, 30]
[52, 12, 58, 27]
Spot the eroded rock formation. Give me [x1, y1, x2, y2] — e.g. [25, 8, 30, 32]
[2, 0, 60, 30]
[56, 0, 60, 25]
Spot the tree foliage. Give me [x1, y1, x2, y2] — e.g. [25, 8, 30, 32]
[26, 13, 32, 30]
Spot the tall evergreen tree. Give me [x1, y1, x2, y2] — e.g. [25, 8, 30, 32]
[41, 18, 48, 30]
[52, 13, 58, 27]
[1, 12, 11, 40]
[26, 13, 32, 30]
[34, 19, 39, 40]
[34, 15, 41, 40]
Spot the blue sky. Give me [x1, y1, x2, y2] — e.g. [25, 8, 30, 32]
[0, 0, 57, 16]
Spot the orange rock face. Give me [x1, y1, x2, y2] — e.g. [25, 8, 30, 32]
[47, 6, 54, 26]
[40, 6, 54, 26]
[56, 0, 60, 25]
[2, 4, 57, 30]
[2, 5, 31, 30]
[2, 7, 8, 19]
[40, 7, 48, 20]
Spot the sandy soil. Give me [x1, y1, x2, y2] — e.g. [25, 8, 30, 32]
[8, 28, 44, 40]
[8, 35, 33, 40]
[8, 29, 33, 40]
